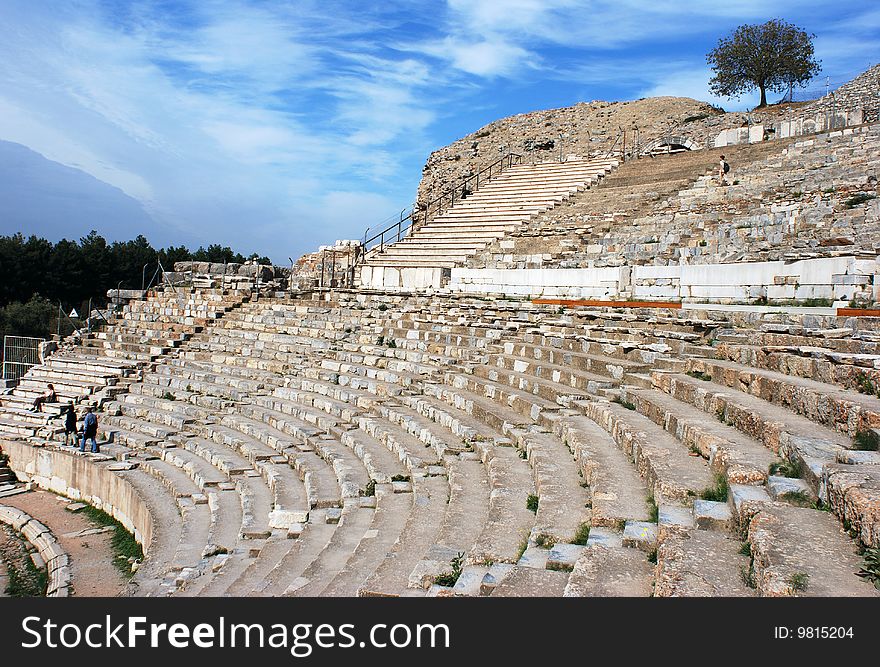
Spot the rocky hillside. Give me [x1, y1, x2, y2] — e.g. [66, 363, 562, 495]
[416, 97, 720, 206]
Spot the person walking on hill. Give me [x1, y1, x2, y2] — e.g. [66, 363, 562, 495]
[31, 384, 57, 412]
[718, 155, 731, 185]
[80, 406, 99, 453]
[63, 403, 78, 446]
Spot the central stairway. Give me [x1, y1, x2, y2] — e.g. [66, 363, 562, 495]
[360, 157, 618, 290]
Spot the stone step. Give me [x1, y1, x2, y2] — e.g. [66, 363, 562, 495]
[650, 371, 854, 492]
[575, 399, 713, 504]
[358, 475, 450, 596]
[489, 566, 570, 597]
[550, 413, 652, 527]
[564, 544, 655, 597]
[747, 503, 879, 597]
[510, 429, 591, 545]
[655, 528, 755, 597]
[685, 357, 880, 438]
[621, 385, 778, 486]
[408, 456, 491, 589]
[289, 501, 376, 596]
[321, 489, 412, 597]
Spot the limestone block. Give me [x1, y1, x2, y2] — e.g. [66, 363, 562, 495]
[546, 543, 586, 571]
[767, 476, 817, 504]
[693, 500, 732, 530]
[622, 521, 659, 551]
[585, 527, 623, 548]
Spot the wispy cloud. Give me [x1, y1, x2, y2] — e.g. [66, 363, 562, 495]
[0, 1, 875, 261]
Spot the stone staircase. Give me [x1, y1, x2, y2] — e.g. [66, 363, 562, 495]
[0, 287, 250, 444]
[359, 158, 618, 289]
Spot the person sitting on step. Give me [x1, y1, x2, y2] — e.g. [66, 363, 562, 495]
[31, 383, 57, 412]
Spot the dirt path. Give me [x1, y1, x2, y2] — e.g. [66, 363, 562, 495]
[2, 490, 128, 597]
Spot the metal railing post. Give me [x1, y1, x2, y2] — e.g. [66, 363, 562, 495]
[330, 250, 336, 288]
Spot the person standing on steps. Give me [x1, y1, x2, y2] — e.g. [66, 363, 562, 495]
[80, 406, 99, 453]
[63, 403, 78, 446]
[718, 155, 731, 185]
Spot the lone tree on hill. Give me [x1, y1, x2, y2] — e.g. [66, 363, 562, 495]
[707, 19, 821, 108]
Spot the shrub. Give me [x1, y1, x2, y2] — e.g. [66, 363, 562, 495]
[857, 547, 880, 590]
[526, 494, 539, 513]
[433, 552, 465, 588]
[844, 192, 876, 208]
[788, 572, 809, 593]
[853, 429, 880, 452]
[699, 472, 729, 502]
[534, 533, 555, 549]
[769, 458, 803, 478]
[572, 523, 591, 546]
[612, 397, 636, 411]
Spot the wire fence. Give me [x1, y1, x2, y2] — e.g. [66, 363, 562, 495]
[776, 69, 868, 104]
[2, 335, 44, 381]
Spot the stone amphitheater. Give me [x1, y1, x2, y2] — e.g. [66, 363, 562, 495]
[2, 65, 880, 598]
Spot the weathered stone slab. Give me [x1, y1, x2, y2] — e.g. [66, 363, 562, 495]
[693, 500, 732, 530]
[622, 521, 658, 551]
[585, 526, 623, 548]
[564, 545, 654, 597]
[546, 543, 586, 571]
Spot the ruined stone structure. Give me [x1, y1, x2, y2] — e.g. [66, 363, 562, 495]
[1, 65, 879, 598]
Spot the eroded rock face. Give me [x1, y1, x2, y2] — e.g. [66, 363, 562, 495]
[416, 97, 720, 207]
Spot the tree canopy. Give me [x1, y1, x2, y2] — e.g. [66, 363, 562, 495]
[707, 19, 821, 108]
[0, 231, 271, 340]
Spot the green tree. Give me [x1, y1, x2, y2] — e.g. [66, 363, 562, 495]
[707, 19, 821, 108]
[0, 294, 56, 339]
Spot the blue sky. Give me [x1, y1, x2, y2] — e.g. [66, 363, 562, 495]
[0, 1, 877, 262]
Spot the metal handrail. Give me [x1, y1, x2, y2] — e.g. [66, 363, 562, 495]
[358, 151, 523, 261]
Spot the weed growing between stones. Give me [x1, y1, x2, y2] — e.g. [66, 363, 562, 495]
[161, 391, 176, 401]
[572, 523, 591, 546]
[526, 494, 539, 513]
[647, 549, 658, 565]
[853, 429, 879, 451]
[784, 490, 817, 509]
[516, 536, 529, 561]
[844, 192, 876, 208]
[739, 542, 752, 557]
[612, 397, 636, 411]
[534, 533, 555, 549]
[769, 458, 803, 478]
[390, 474, 410, 483]
[433, 552, 464, 588]
[646, 495, 659, 523]
[81, 504, 144, 577]
[788, 572, 809, 593]
[361, 480, 376, 497]
[699, 472, 729, 502]
[856, 548, 880, 590]
[687, 370, 712, 382]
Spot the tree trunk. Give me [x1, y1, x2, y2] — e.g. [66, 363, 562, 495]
[758, 83, 767, 108]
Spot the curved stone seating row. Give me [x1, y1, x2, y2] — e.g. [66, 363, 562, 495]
[8, 291, 879, 597]
[0, 504, 71, 596]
